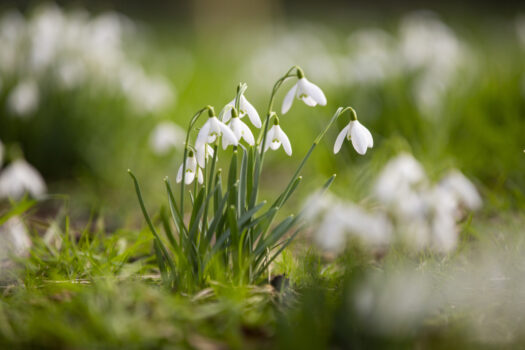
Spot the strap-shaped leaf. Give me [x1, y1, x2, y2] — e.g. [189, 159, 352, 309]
[238, 201, 267, 227]
[128, 170, 176, 274]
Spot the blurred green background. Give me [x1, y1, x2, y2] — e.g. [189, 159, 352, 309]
[0, 0, 524, 222]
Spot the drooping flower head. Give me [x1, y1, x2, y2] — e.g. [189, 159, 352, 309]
[225, 107, 255, 147]
[0, 159, 46, 199]
[196, 107, 238, 150]
[264, 117, 292, 156]
[220, 88, 261, 128]
[176, 150, 203, 185]
[281, 69, 327, 114]
[333, 107, 373, 155]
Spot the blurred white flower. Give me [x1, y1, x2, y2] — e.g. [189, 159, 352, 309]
[0, 159, 46, 199]
[264, 123, 292, 156]
[334, 120, 373, 155]
[315, 205, 351, 253]
[176, 151, 202, 185]
[227, 115, 255, 147]
[399, 12, 468, 115]
[7, 79, 39, 117]
[0, 217, 31, 262]
[344, 28, 400, 86]
[281, 76, 327, 114]
[306, 193, 392, 251]
[374, 153, 427, 205]
[0, 4, 179, 115]
[196, 116, 238, 150]
[221, 94, 261, 128]
[149, 121, 185, 155]
[439, 170, 482, 211]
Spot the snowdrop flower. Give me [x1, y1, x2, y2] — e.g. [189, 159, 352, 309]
[0, 217, 31, 263]
[374, 153, 427, 205]
[149, 121, 185, 155]
[221, 93, 261, 128]
[7, 79, 39, 117]
[0, 159, 46, 199]
[439, 170, 482, 211]
[281, 70, 327, 114]
[196, 110, 238, 150]
[195, 143, 215, 168]
[176, 151, 203, 185]
[226, 109, 255, 147]
[264, 119, 292, 156]
[333, 109, 373, 155]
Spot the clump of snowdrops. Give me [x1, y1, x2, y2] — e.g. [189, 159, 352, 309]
[129, 66, 373, 290]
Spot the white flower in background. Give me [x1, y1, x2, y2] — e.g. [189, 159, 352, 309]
[227, 114, 255, 147]
[281, 75, 327, 114]
[196, 115, 238, 150]
[149, 121, 185, 155]
[399, 12, 467, 116]
[0, 4, 179, 115]
[195, 143, 215, 168]
[221, 94, 261, 128]
[374, 153, 427, 205]
[0, 159, 46, 199]
[316, 205, 351, 253]
[307, 153, 481, 255]
[306, 192, 392, 252]
[439, 170, 482, 211]
[0, 217, 31, 262]
[399, 12, 463, 73]
[344, 28, 400, 86]
[7, 79, 39, 117]
[334, 120, 373, 155]
[176, 151, 202, 185]
[426, 186, 460, 253]
[264, 122, 292, 156]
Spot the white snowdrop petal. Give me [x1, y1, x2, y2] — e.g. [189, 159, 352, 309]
[300, 78, 327, 106]
[334, 124, 350, 154]
[281, 84, 297, 114]
[197, 168, 203, 184]
[278, 126, 292, 156]
[195, 121, 211, 149]
[185, 170, 195, 184]
[219, 121, 238, 147]
[363, 125, 374, 148]
[350, 122, 370, 155]
[301, 95, 318, 107]
[176, 164, 183, 183]
[241, 122, 255, 145]
[241, 96, 261, 128]
[270, 141, 281, 150]
[220, 102, 235, 123]
[264, 127, 275, 152]
[230, 119, 242, 141]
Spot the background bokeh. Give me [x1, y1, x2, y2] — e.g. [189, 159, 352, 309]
[0, 0, 523, 221]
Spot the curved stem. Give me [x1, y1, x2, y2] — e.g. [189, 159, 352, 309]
[180, 107, 210, 216]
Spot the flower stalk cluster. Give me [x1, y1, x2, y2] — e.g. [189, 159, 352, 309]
[129, 65, 373, 290]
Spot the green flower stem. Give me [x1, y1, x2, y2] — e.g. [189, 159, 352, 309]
[180, 106, 210, 217]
